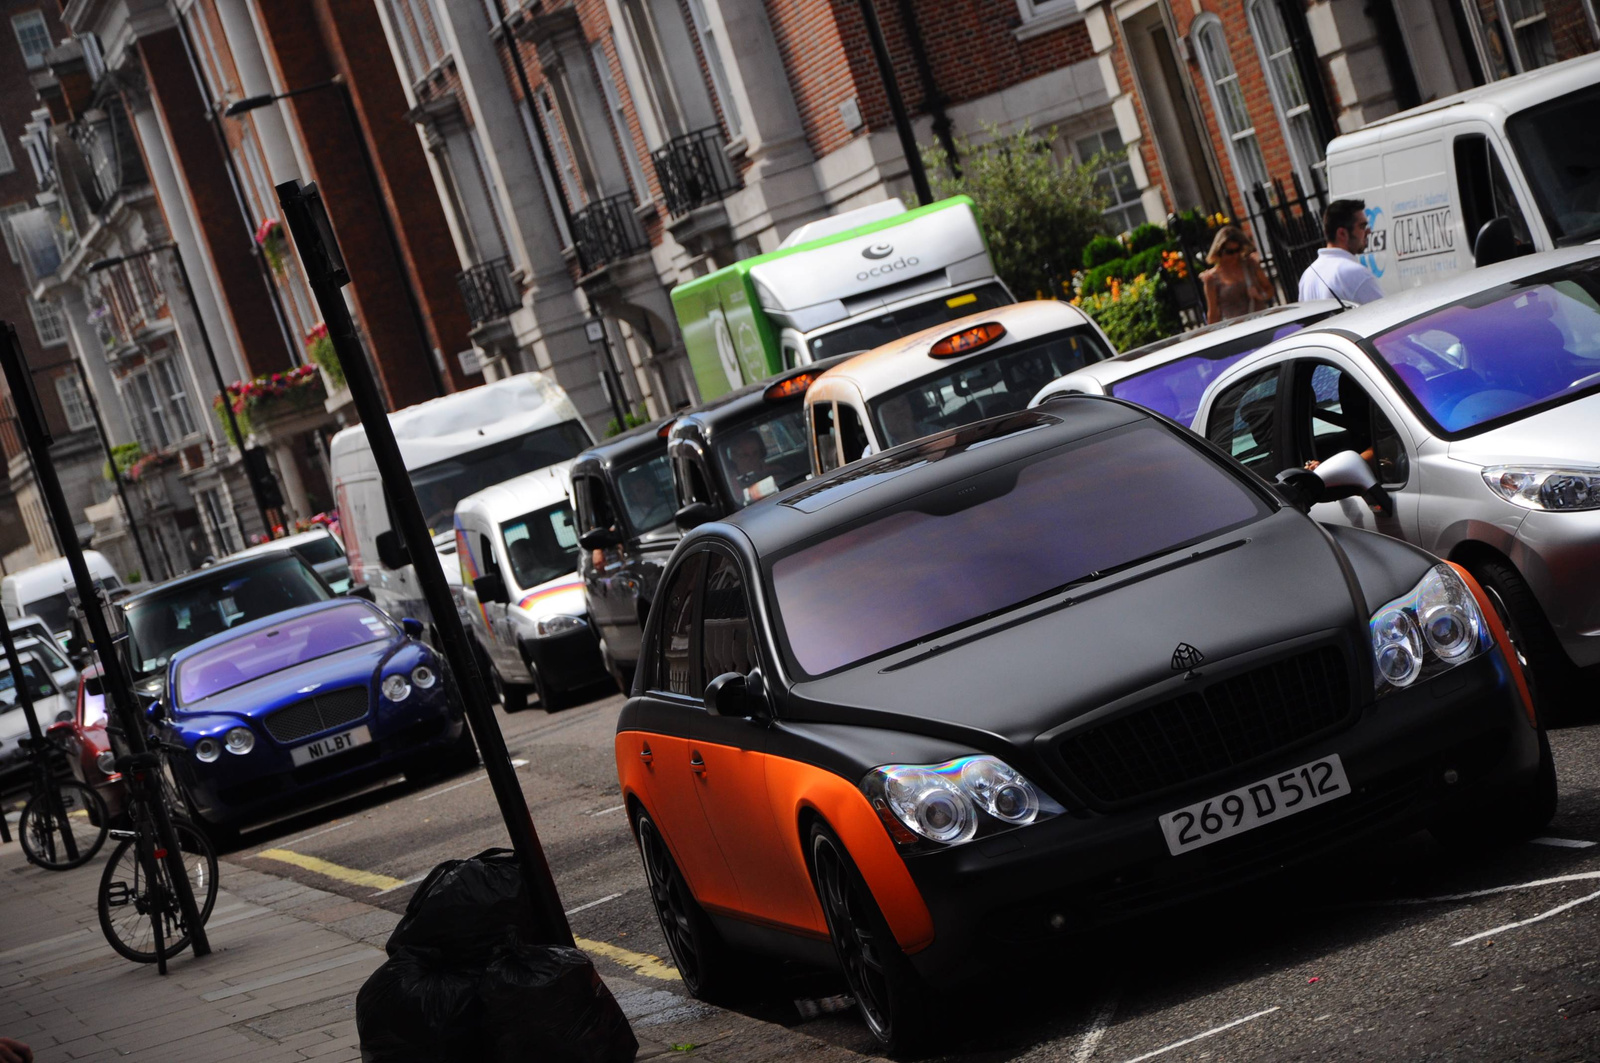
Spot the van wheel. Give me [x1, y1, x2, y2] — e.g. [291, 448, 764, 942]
[1469, 558, 1577, 723]
[532, 663, 565, 713]
[489, 664, 531, 713]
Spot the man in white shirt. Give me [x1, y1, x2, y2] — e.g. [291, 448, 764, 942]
[1298, 199, 1385, 305]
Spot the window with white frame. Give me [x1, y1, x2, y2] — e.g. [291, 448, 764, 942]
[0, 202, 30, 261]
[0, 126, 14, 176]
[537, 88, 587, 208]
[1075, 128, 1147, 234]
[592, 37, 650, 201]
[1504, 0, 1558, 69]
[1192, 17, 1271, 194]
[128, 371, 174, 449]
[11, 10, 51, 70]
[1248, 0, 1325, 187]
[683, 0, 741, 137]
[197, 487, 243, 554]
[1014, 0, 1079, 31]
[54, 373, 94, 432]
[385, 0, 424, 81]
[403, 0, 442, 70]
[29, 295, 67, 347]
[153, 357, 199, 438]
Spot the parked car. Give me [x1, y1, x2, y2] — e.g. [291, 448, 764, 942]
[0, 652, 71, 792]
[50, 663, 123, 819]
[668, 355, 854, 528]
[1193, 247, 1600, 712]
[1030, 301, 1342, 426]
[3, 620, 83, 706]
[617, 400, 1550, 1052]
[159, 598, 471, 839]
[570, 418, 681, 693]
[454, 463, 607, 711]
[805, 300, 1114, 472]
[2, 552, 124, 645]
[231, 527, 354, 594]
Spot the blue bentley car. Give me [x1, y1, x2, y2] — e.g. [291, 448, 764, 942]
[159, 598, 473, 836]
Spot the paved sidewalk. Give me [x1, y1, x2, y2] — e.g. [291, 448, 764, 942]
[0, 830, 882, 1063]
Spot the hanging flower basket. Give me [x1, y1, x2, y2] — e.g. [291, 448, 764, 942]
[213, 364, 326, 445]
[126, 448, 180, 483]
[256, 217, 288, 275]
[304, 322, 344, 390]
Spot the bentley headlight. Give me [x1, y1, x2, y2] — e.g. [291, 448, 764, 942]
[381, 674, 412, 702]
[863, 755, 1062, 851]
[1370, 564, 1490, 697]
[225, 727, 255, 755]
[411, 664, 437, 689]
[534, 614, 587, 638]
[195, 737, 221, 763]
[1483, 466, 1600, 511]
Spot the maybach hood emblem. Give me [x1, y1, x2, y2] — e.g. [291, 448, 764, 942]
[1170, 643, 1205, 671]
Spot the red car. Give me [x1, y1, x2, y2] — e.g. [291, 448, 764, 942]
[49, 664, 124, 820]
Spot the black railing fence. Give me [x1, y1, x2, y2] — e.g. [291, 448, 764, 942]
[572, 193, 649, 272]
[651, 127, 740, 218]
[456, 256, 520, 326]
[1245, 173, 1329, 305]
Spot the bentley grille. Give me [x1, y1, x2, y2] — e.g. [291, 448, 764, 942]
[263, 687, 371, 744]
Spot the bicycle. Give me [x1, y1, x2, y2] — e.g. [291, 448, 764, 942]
[96, 749, 218, 972]
[16, 734, 108, 872]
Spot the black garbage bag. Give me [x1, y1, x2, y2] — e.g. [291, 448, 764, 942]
[479, 941, 638, 1063]
[386, 848, 540, 964]
[356, 947, 484, 1063]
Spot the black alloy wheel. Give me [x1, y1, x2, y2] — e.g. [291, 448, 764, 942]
[634, 812, 724, 999]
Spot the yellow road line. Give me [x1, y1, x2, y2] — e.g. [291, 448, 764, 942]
[255, 848, 407, 891]
[577, 937, 681, 981]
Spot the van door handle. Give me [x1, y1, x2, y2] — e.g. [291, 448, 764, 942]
[639, 743, 652, 763]
[690, 751, 706, 775]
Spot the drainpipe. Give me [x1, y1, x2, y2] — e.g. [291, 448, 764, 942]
[485, 0, 577, 243]
[895, 0, 959, 178]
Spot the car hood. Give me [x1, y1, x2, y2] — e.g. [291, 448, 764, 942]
[0, 694, 69, 742]
[786, 509, 1363, 754]
[1446, 392, 1600, 467]
[172, 640, 393, 720]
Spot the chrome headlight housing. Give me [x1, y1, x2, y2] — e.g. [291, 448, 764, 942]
[862, 755, 1064, 852]
[1482, 465, 1600, 511]
[224, 726, 255, 755]
[194, 737, 221, 763]
[411, 664, 437, 689]
[533, 614, 587, 638]
[1370, 564, 1491, 696]
[381, 674, 412, 702]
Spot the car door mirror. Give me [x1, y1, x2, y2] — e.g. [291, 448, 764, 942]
[1473, 217, 1527, 268]
[675, 502, 717, 531]
[47, 719, 74, 736]
[400, 617, 425, 640]
[473, 573, 509, 605]
[705, 667, 768, 720]
[579, 527, 622, 551]
[1312, 449, 1393, 513]
[375, 529, 409, 570]
[142, 695, 165, 722]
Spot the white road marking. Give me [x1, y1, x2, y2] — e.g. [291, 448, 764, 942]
[1375, 870, 1600, 906]
[1530, 836, 1595, 849]
[415, 773, 488, 801]
[565, 891, 624, 916]
[1452, 886, 1600, 947]
[1071, 991, 1120, 1062]
[1116, 1007, 1280, 1063]
[588, 804, 627, 816]
[373, 870, 434, 895]
[278, 821, 351, 847]
[512, 759, 528, 767]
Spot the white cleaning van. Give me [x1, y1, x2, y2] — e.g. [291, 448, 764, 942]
[329, 373, 593, 631]
[1324, 52, 1600, 295]
[2, 553, 122, 644]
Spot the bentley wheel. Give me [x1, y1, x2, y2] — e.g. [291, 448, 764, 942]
[809, 824, 933, 1054]
[634, 811, 726, 999]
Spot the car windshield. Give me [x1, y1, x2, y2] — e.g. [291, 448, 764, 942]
[410, 421, 589, 533]
[21, 578, 119, 638]
[0, 657, 57, 707]
[1109, 320, 1319, 424]
[16, 639, 67, 674]
[805, 284, 1014, 361]
[616, 453, 677, 535]
[1370, 272, 1600, 434]
[125, 555, 331, 675]
[501, 503, 581, 591]
[175, 603, 393, 705]
[872, 328, 1114, 447]
[291, 535, 344, 566]
[1507, 85, 1600, 246]
[770, 422, 1268, 676]
[713, 404, 813, 509]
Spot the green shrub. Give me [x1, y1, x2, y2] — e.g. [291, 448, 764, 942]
[1076, 273, 1181, 351]
[1080, 259, 1130, 296]
[1082, 234, 1127, 270]
[1127, 223, 1168, 254]
[1127, 246, 1166, 280]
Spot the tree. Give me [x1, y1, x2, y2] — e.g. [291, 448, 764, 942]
[925, 124, 1111, 301]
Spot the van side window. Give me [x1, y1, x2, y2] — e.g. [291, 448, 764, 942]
[813, 402, 840, 473]
[652, 552, 705, 696]
[837, 404, 870, 463]
[1455, 135, 1532, 253]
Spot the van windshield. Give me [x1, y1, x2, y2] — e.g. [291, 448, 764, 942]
[1507, 84, 1600, 245]
[501, 503, 581, 591]
[21, 578, 118, 637]
[411, 421, 590, 533]
[806, 283, 1013, 361]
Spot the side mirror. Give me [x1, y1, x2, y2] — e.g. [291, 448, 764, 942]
[578, 527, 622, 551]
[48, 718, 73, 735]
[1472, 217, 1525, 268]
[143, 697, 166, 722]
[401, 617, 425, 640]
[375, 529, 409, 570]
[675, 502, 717, 531]
[344, 583, 376, 602]
[705, 667, 768, 720]
[473, 572, 509, 605]
[1306, 449, 1393, 514]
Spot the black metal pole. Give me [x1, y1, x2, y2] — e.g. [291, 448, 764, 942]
[72, 360, 158, 581]
[487, 0, 578, 243]
[0, 321, 210, 958]
[855, 0, 933, 205]
[894, 0, 958, 178]
[277, 180, 577, 948]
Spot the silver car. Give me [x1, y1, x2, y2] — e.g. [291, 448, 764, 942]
[1193, 248, 1600, 711]
[1030, 302, 1342, 426]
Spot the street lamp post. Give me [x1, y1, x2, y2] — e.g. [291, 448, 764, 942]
[88, 247, 279, 540]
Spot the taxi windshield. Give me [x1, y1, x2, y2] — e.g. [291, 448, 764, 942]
[616, 453, 677, 535]
[770, 422, 1267, 676]
[712, 404, 812, 509]
[501, 503, 580, 590]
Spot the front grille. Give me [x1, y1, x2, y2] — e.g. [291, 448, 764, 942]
[263, 687, 370, 744]
[1055, 646, 1352, 805]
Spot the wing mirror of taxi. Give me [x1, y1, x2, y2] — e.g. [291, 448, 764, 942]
[675, 502, 717, 531]
[705, 667, 768, 721]
[473, 573, 509, 605]
[375, 530, 409, 570]
[400, 617, 425, 640]
[578, 527, 622, 551]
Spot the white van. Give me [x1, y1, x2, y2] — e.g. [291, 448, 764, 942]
[1325, 52, 1600, 295]
[453, 463, 606, 711]
[329, 373, 593, 631]
[2, 553, 123, 644]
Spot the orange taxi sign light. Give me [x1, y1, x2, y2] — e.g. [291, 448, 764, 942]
[656, 420, 673, 438]
[764, 372, 816, 401]
[929, 322, 1006, 359]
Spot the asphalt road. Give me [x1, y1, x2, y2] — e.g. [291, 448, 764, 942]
[223, 687, 1600, 1062]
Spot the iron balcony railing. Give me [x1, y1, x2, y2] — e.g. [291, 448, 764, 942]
[456, 256, 520, 326]
[572, 193, 649, 272]
[651, 126, 740, 218]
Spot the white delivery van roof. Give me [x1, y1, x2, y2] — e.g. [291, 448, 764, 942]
[3, 553, 115, 612]
[454, 462, 574, 529]
[779, 200, 906, 248]
[329, 372, 581, 473]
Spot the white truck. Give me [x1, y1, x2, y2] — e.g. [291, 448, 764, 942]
[2, 552, 124, 645]
[329, 373, 593, 631]
[1325, 51, 1600, 295]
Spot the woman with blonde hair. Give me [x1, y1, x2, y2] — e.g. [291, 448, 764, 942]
[1201, 225, 1274, 323]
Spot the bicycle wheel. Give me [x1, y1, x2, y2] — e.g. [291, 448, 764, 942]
[97, 818, 219, 963]
[20, 780, 108, 871]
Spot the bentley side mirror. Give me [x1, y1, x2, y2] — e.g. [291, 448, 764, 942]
[578, 527, 622, 551]
[375, 529, 409, 570]
[1473, 217, 1527, 268]
[473, 573, 509, 605]
[142, 696, 166, 722]
[675, 502, 717, 531]
[705, 667, 768, 720]
[401, 617, 425, 640]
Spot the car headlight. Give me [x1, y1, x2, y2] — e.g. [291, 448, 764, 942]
[861, 755, 1063, 852]
[382, 674, 412, 702]
[225, 727, 255, 755]
[1370, 564, 1491, 696]
[195, 738, 221, 763]
[96, 750, 116, 775]
[534, 614, 587, 638]
[1482, 465, 1600, 511]
[411, 664, 437, 689]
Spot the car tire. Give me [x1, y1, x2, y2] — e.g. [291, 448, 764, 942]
[634, 810, 731, 1001]
[809, 822, 936, 1056]
[531, 662, 565, 714]
[1432, 726, 1557, 849]
[490, 662, 532, 714]
[1469, 558, 1577, 724]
